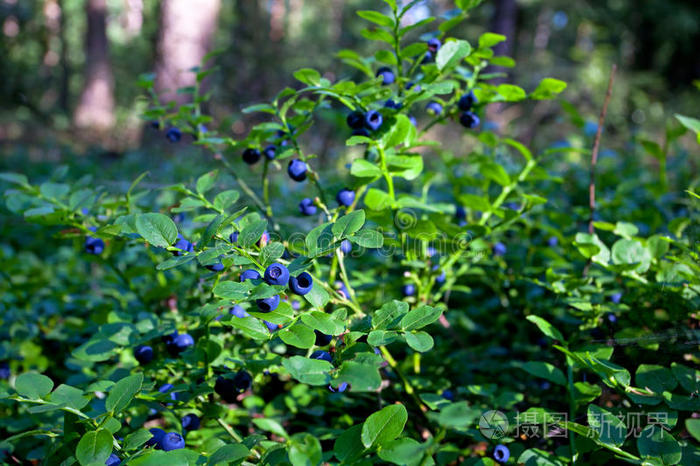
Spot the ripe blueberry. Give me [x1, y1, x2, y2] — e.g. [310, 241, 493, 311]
[610, 292, 622, 304]
[167, 333, 194, 355]
[405, 82, 421, 92]
[336, 188, 355, 207]
[441, 389, 454, 401]
[172, 234, 193, 256]
[166, 127, 181, 143]
[181, 413, 200, 432]
[264, 320, 279, 332]
[288, 159, 307, 182]
[256, 295, 280, 312]
[264, 262, 290, 286]
[408, 115, 417, 127]
[606, 313, 617, 323]
[134, 345, 153, 365]
[340, 239, 352, 255]
[493, 242, 507, 257]
[384, 99, 402, 110]
[85, 236, 105, 255]
[426, 101, 443, 115]
[422, 51, 433, 63]
[229, 231, 239, 243]
[160, 432, 185, 451]
[459, 111, 480, 129]
[402, 284, 416, 297]
[346, 111, 365, 130]
[230, 305, 249, 318]
[329, 382, 348, 392]
[206, 261, 224, 272]
[493, 444, 510, 463]
[547, 236, 558, 247]
[299, 198, 317, 216]
[315, 330, 332, 346]
[435, 270, 446, 284]
[158, 384, 177, 402]
[263, 145, 276, 160]
[240, 269, 261, 282]
[458, 90, 478, 111]
[105, 453, 121, 466]
[0, 362, 9, 380]
[289, 272, 313, 295]
[150, 120, 160, 130]
[242, 148, 261, 164]
[364, 110, 383, 131]
[310, 350, 332, 363]
[375, 66, 395, 85]
[335, 281, 350, 299]
[146, 428, 166, 447]
[233, 370, 252, 392]
[427, 38, 441, 53]
[215, 376, 238, 403]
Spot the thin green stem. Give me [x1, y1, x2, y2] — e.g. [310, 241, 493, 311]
[377, 145, 395, 204]
[567, 362, 577, 463]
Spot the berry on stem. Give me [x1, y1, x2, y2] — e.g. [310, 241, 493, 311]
[299, 198, 317, 216]
[242, 148, 261, 164]
[264, 262, 290, 286]
[315, 330, 332, 346]
[459, 111, 480, 129]
[166, 127, 181, 143]
[181, 413, 201, 432]
[256, 295, 280, 312]
[85, 236, 105, 255]
[289, 272, 313, 295]
[167, 333, 194, 356]
[346, 111, 365, 129]
[310, 350, 332, 363]
[240, 269, 261, 282]
[402, 284, 416, 297]
[263, 145, 276, 160]
[134, 345, 153, 364]
[427, 38, 441, 53]
[106, 453, 121, 466]
[172, 234, 193, 256]
[340, 239, 352, 255]
[336, 188, 355, 207]
[493, 444, 510, 463]
[160, 432, 185, 451]
[458, 90, 478, 111]
[288, 159, 307, 182]
[364, 110, 383, 131]
[426, 101, 443, 115]
[375, 66, 395, 85]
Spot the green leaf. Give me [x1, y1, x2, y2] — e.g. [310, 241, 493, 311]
[213, 281, 250, 300]
[283, 356, 333, 386]
[399, 306, 442, 331]
[336, 359, 382, 392]
[227, 316, 270, 340]
[278, 322, 315, 349]
[364, 188, 391, 211]
[671, 362, 699, 393]
[124, 429, 154, 451]
[530, 78, 567, 100]
[288, 433, 322, 466]
[196, 170, 219, 195]
[50, 384, 89, 409]
[404, 331, 434, 352]
[478, 32, 506, 48]
[382, 115, 415, 148]
[686, 419, 700, 443]
[351, 159, 382, 179]
[574, 233, 610, 265]
[208, 444, 250, 465]
[675, 114, 700, 144]
[588, 405, 626, 446]
[261, 242, 285, 266]
[105, 373, 143, 413]
[611, 239, 651, 273]
[333, 210, 366, 238]
[334, 425, 366, 463]
[213, 190, 240, 211]
[293, 68, 322, 86]
[0, 172, 29, 186]
[304, 283, 330, 309]
[636, 426, 681, 464]
[305, 222, 335, 256]
[480, 161, 511, 186]
[300, 311, 344, 335]
[526, 315, 566, 343]
[495, 84, 526, 102]
[356, 10, 395, 27]
[361, 404, 408, 449]
[15, 372, 54, 399]
[349, 229, 384, 248]
[636, 364, 677, 393]
[201, 214, 225, 247]
[373, 300, 409, 330]
[76, 429, 113, 466]
[517, 361, 567, 386]
[135, 213, 178, 248]
[40, 181, 69, 199]
[437, 401, 480, 429]
[435, 39, 471, 71]
[238, 219, 267, 248]
[377, 438, 425, 466]
[252, 418, 288, 439]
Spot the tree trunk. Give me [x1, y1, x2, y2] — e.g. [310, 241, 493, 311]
[74, 0, 115, 132]
[154, 0, 221, 105]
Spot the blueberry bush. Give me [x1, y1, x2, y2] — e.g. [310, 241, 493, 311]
[1, 1, 699, 465]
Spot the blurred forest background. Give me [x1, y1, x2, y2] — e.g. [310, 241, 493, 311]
[0, 0, 698, 167]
